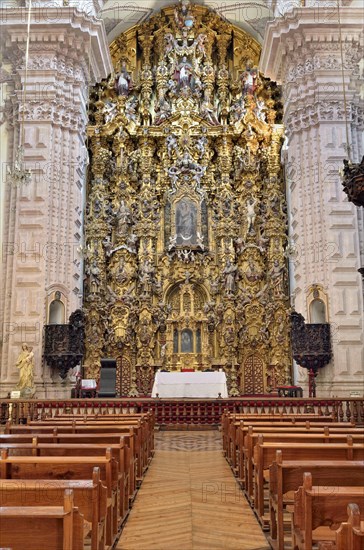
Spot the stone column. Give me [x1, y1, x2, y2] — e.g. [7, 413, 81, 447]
[0, 4, 112, 397]
[260, 6, 364, 396]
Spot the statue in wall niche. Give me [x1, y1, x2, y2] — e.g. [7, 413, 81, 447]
[269, 260, 286, 298]
[87, 259, 101, 293]
[245, 259, 263, 283]
[246, 197, 258, 233]
[240, 66, 258, 96]
[223, 259, 238, 294]
[155, 91, 171, 125]
[116, 61, 132, 96]
[16, 343, 35, 392]
[116, 200, 132, 238]
[116, 257, 130, 285]
[201, 96, 219, 126]
[139, 259, 154, 294]
[176, 56, 194, 88]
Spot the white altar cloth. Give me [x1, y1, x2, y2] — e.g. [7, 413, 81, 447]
[151, 371, 228, 398]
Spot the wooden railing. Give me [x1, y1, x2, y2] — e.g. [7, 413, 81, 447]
[1, 398, 363, 426]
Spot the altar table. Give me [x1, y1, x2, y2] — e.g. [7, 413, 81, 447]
[151, 371, 228, 398]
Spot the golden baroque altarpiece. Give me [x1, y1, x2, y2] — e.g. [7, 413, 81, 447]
[84, 1, 291, 396]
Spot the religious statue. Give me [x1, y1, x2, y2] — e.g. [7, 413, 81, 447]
[269, 260, 285, 298]
[16, 343, 35, 392]
[103, 100, 117, 124]
[116, 61, 132, 96]
[116, 200, 132, 238]
[116, 257, 130, 285]
[139, 259, 154, 294]
[246, 197, 258, 233]
[125, 96, 138, 123]
[196, 231, 205, 250]
[230, 97, 247, 123]
[166, 135, 179, 158]
[254, 98, 266, 122]
[195, 136, 207, 159]
[240, 67, 257, 96]
[176, 57, 194, 88]
[155, 92, 171, 125]
[168, 233, 177, 251]
[222, 259, 237, 294]
[88, 259, 101, 293]
[201, 97, 219, 126]
[175, 0, 194, 29]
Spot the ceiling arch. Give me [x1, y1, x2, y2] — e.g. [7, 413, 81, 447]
[100, 0, 273, 45]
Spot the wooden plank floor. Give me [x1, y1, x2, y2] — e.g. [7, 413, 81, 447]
[117, 431, 270, 550]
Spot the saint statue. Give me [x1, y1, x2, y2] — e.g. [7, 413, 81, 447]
[116, 200, 132, 238]
[116, 61, 132, 96]
[223, 259, 237, 294]
[16, 343, 35, 392]
[177, 57, 194, 88]
[247, 197, 258, 233]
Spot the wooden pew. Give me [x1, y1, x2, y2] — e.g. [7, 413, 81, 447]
[31, 413, 155, 462]
[0, 467, 107, 550]
[243, 431, 364, 493]
[0, 449, 119, 547]
[225, 419, 355, 469]
[293, 473, 364, 550]
[253, 438, 364, 524]
[333, 503, 364, 550]
[222, 411, 340, 457]
[0, 488, 84, 550]
[268, 451, 364, 550]
[0, 431, 137, 505]
[0, 438, 130, 523]
[236, 424, 364, 482]
[6, 423, 147, 482]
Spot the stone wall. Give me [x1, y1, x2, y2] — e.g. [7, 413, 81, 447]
[261, 5, 364, 396]
[0, 4, 112, 397]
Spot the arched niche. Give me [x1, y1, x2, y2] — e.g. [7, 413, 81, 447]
[309, 299, 327, 324]
[49, 300, 65, 324]
[47, 290, 67, 324]
[307, 284, 329, 323]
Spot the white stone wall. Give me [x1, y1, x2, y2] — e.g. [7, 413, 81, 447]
[261, 6, 364, 396]
[0, 6, 112, 397]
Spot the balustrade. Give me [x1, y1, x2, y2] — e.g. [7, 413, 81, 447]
[0, 398, 363, 426]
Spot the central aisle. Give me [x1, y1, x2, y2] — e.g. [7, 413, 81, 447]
[117, 431, 270, 550]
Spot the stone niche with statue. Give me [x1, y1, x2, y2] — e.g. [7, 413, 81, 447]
[84, 1, 290, 396]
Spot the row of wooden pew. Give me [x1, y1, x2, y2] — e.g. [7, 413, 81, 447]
[222, 412, 364, 549]
[0, 411, 155, 550]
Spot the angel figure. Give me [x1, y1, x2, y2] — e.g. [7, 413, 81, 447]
[103, 100, 117, 124]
